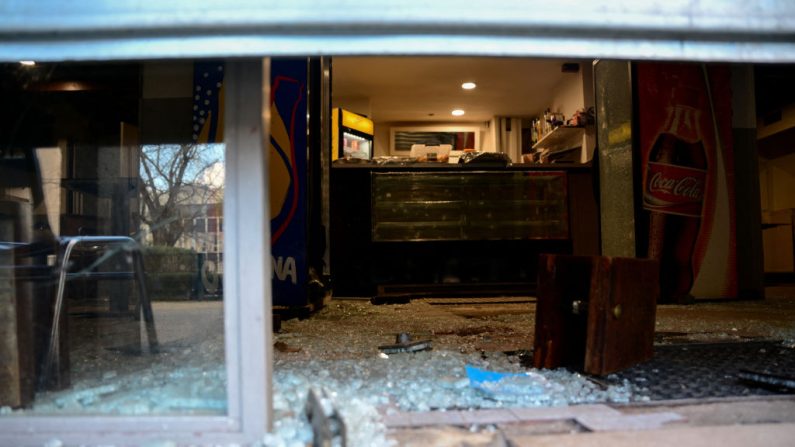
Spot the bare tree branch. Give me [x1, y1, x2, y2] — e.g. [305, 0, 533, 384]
[139, 143, 223, 247]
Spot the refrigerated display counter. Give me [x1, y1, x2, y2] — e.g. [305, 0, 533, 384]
[330, 163, 600, 297]
[332, 108, 374, 161]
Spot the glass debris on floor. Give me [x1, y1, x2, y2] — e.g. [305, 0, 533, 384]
[6, 335, 227, 416]
[266, 350, 636, 447]
[5, 290, 795, 446]
[261, 298, 636, 445]
[261, 292, 795, 446]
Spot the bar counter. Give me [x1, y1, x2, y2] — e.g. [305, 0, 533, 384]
[330, 162, 600, 297]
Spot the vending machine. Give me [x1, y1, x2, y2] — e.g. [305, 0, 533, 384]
[634, 63, 738, 302]
[331, 108, 374, 161]
[269, 58, 328, 309]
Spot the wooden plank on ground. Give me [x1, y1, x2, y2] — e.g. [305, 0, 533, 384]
[0, 246, 34, 407]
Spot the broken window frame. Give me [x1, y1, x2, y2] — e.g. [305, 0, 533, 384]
[0, 60, 273, 446]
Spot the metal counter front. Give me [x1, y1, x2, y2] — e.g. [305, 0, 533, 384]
[330, 164, 599, 297]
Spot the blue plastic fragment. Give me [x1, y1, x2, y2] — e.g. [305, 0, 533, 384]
[465, 364, 551, 399]
[465, 365, 524, 387]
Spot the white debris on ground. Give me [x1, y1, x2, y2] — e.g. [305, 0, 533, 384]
[25, 365, 226, 415]
[10, 301, 228, 416]
[262, 350, 636, 447]
[11, 336, 227, 416]
[6, 290, 795, 446]
[10, 349, 636, 446]
[268, 298, 638, 444]
[653, 289, 795, 344]
[9, 297, 636, 446]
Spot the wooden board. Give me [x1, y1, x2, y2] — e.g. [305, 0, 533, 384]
[533, 254, 658, 376]
[585, 257, 658, 375]
[533, 254, 592, 371]
[0, 244, 35, 407]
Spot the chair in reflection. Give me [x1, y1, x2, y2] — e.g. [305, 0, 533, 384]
[42, 235, 159, 389]
[0, 147, 157, 406]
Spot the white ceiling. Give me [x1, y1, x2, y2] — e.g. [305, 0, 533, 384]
[331, 56, 581, 123]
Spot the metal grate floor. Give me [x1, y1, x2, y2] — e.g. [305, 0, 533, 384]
[607, 341, 795, 401]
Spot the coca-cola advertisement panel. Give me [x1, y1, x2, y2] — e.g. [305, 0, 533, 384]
[636, 63, 737, 301]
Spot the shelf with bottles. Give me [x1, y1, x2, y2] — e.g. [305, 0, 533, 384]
[529, 107, 594, 155]
[531, 125, 585, 154]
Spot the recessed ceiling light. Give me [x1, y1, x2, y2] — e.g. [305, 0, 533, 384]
[461, 82, 476, 90]
[451, 109, 465, 116]
[19, 60, 36, 66]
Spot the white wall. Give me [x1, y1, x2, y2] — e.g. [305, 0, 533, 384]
[373, 123, 390, 157]
[527, 65, 593, 163]
[548, 70, 585, 120]
[332, 96, 372, 120]
[581, 62, 596, 162]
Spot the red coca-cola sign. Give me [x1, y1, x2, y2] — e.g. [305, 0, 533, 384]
[636, 63, 737, 301]
[643, 161, 706, 217]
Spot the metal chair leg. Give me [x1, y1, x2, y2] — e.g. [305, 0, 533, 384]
[40, 238, 79, 389]
[133, 249, 158, 353]
[41, 236, 159, 389]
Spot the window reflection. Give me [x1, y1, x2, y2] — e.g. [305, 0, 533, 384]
[0, 62, 226, 415]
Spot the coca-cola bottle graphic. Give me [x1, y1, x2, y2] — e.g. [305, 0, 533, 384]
[643, 88, 707, 303]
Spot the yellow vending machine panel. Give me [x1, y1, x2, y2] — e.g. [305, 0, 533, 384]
[332, 108, 374, 161]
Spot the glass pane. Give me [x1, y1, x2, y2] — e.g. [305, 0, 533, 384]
[0, 61, 226, 415]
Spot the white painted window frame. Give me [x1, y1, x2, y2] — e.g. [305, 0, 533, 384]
[1, 1, 795, 63]
[0, 60, 273, 446]
[2, 0, 795, 444]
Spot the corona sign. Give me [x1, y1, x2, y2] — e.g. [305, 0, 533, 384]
[270, 59, 308, 306]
